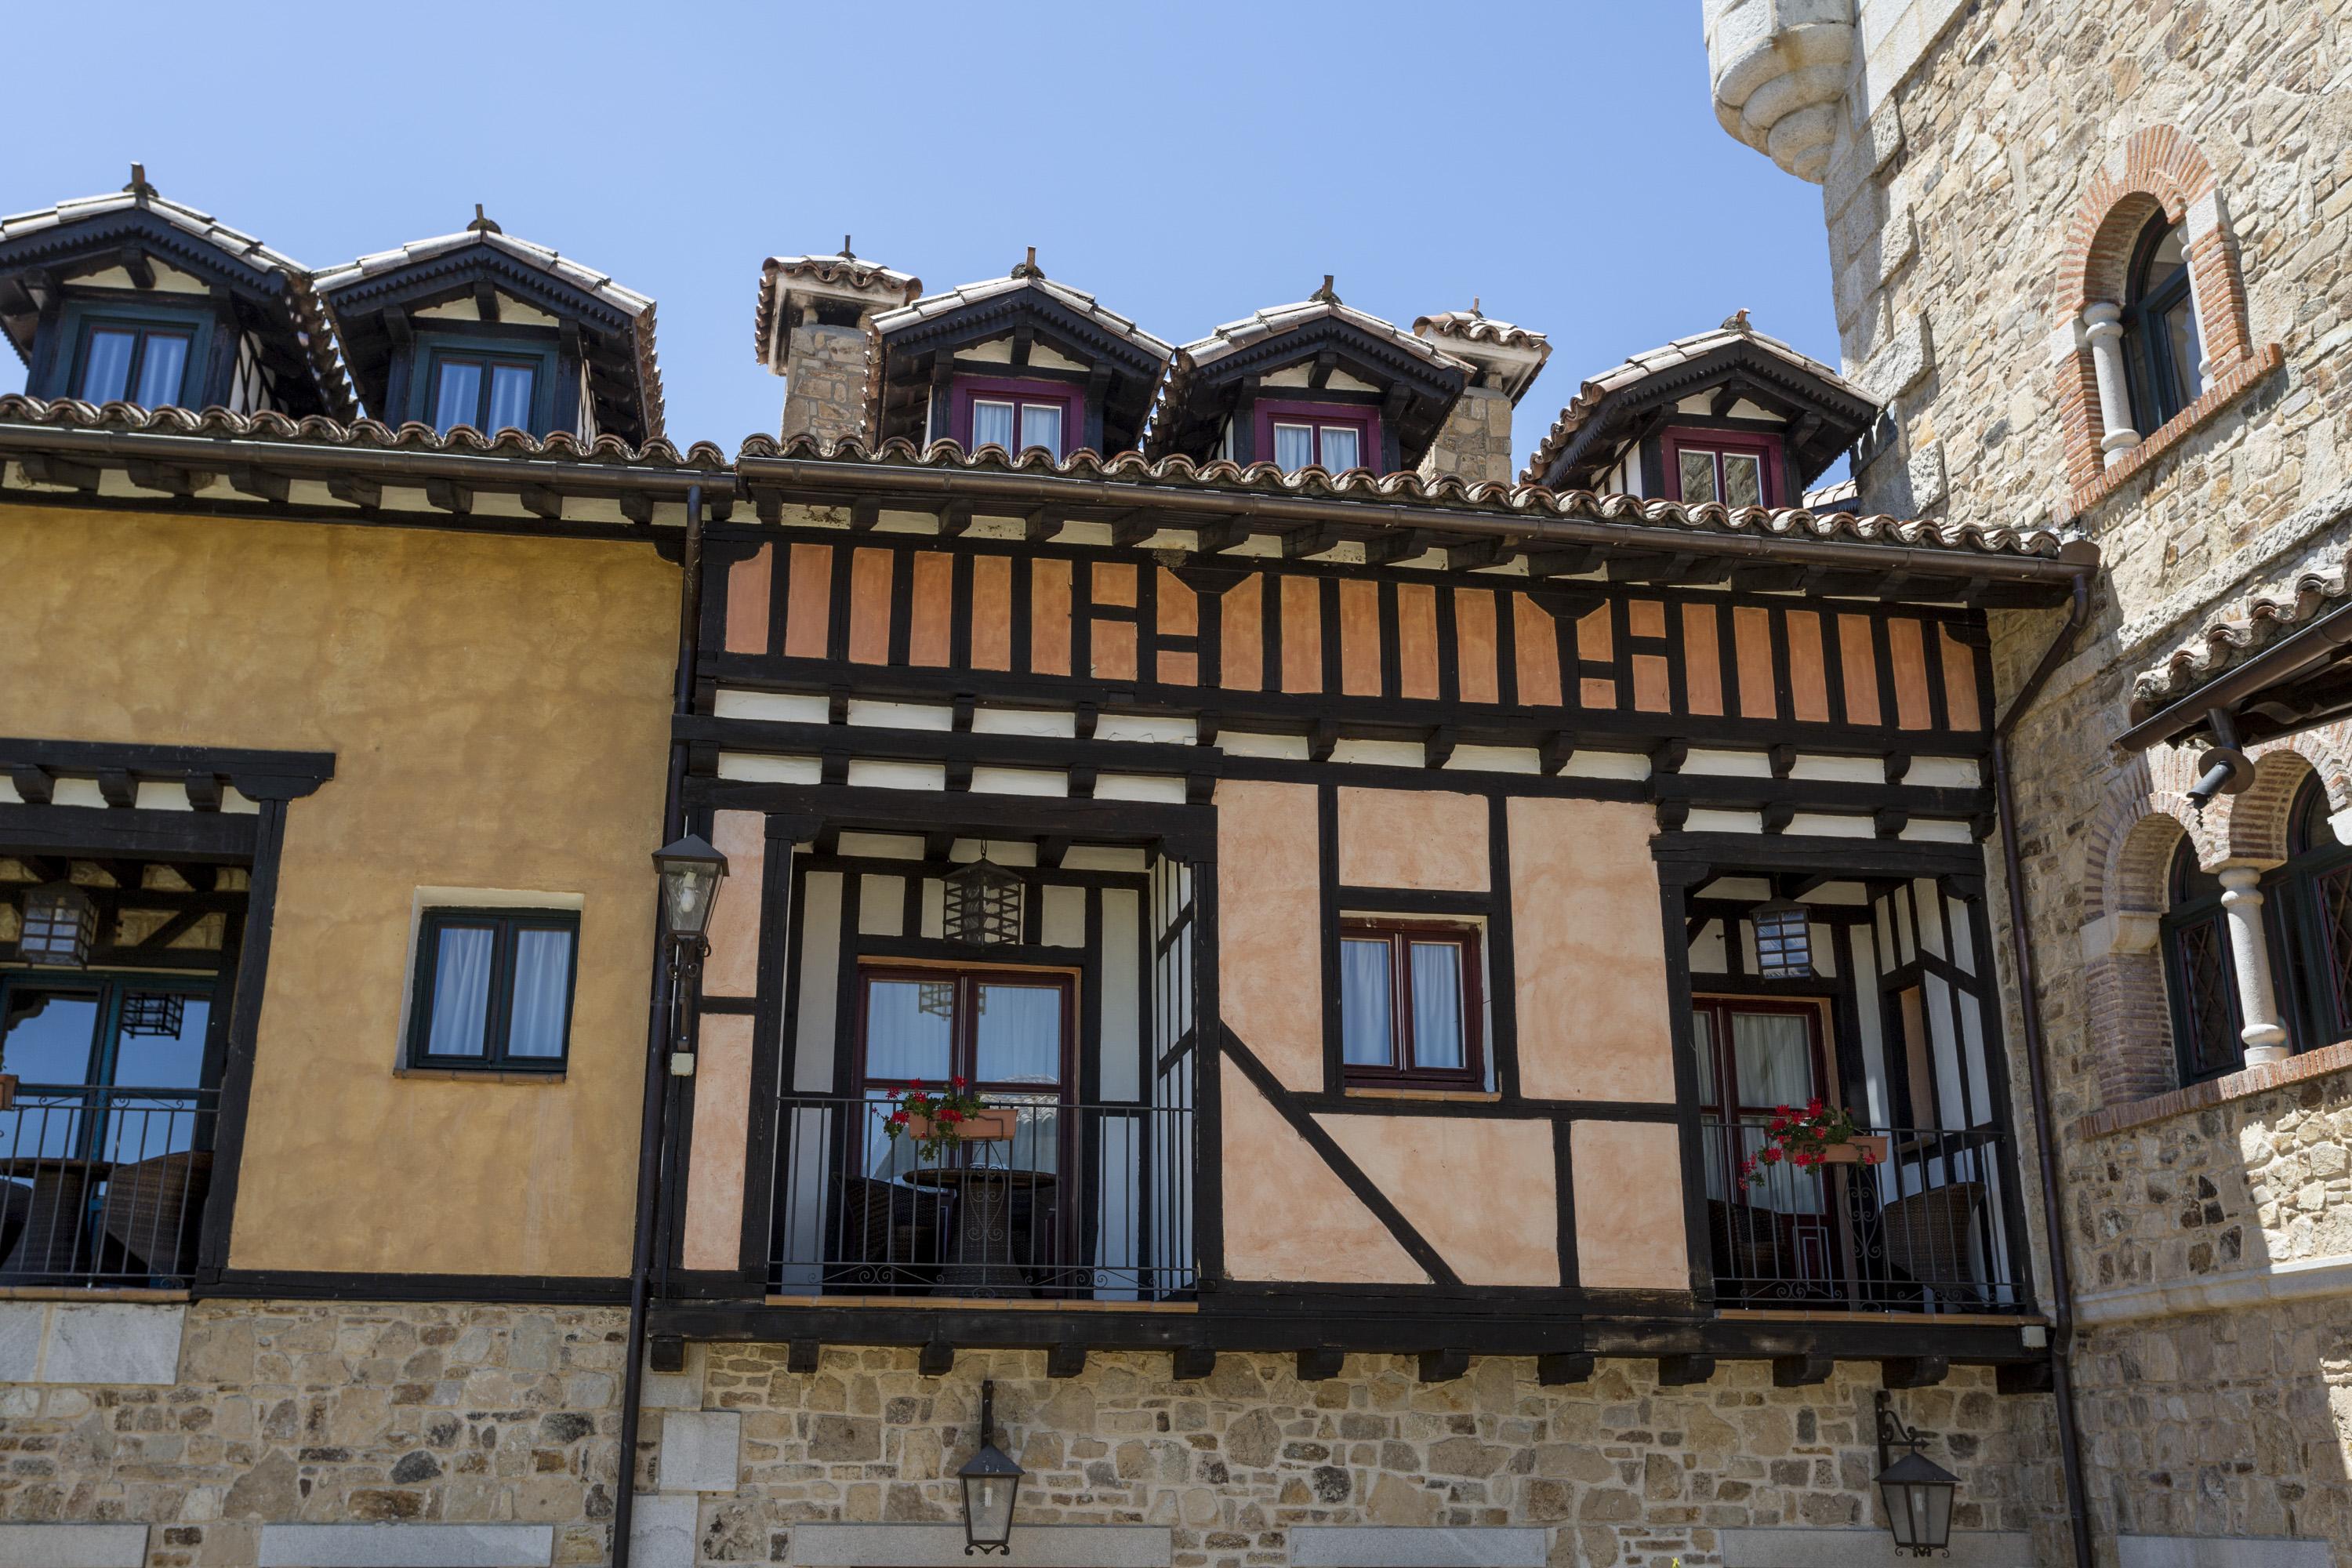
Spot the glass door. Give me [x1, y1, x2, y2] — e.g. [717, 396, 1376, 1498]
[1692, 996, 1842, 1301]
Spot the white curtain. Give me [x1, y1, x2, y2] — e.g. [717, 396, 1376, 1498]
[487, 364, 536, 433]
[132, 334, 190, 408]
[426, 926, 495, 1056]
[1732, 1012, 1814, 1108]
[1340, 938, 1392, 1065]
[506, 929, 573, 1058]
[971, 400, 1015, 450]
[1018, 403, 1063, 457]
[974, 983, 1061, 1083]
[79, 329, 136, 402]
[863, 980, 953, 1080]
[1408, 942, 1464, 1069]
[1272, 423, 1315, 472]
[1319, 425, 1361, 472]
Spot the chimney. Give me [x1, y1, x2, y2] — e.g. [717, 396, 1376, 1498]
[1412, 303, 1552, 486]
[758, 241, 921, 447]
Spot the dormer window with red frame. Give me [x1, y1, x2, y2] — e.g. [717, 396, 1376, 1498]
[1666, 429, 1782, 507]
[952, 376, 1079, 459]
[1256, 399, 1380, 474]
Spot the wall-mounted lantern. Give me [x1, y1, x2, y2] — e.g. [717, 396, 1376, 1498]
[1875, 1390, 1959, 1556]
[19, 882, 98, 967]
[957, 1379, 1025, 1555]
[652, 833, 729, 1075]
[1752, 898, 1813, 978]
[945, 850, 1023, 946]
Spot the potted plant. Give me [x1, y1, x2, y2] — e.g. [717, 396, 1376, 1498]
[1739, 1098, 1886, 1186]
[881, 1078, 1017, 1160]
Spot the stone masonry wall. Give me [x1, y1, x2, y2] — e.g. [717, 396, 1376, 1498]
[641, 1345, 2044, 1568]
[779, 325, 875, 447]
[1417, 387, 1517, 486]
[0, 1301, 626, 1567]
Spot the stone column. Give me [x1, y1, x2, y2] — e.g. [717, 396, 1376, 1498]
[2216, 864, 2291, 1065]
[2082, 302, 2140, 466]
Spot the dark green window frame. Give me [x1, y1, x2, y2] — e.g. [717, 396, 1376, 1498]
[2270, 777, 2352, 1054]
[405, 908, 580, 1073]
[414, 333, 558, 437]
[57, 299, 212, 409]
[2159, 837, 2243, 1086]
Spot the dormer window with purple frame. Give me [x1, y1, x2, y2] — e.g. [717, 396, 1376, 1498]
[1665, 428, 1783, 507]
[953, 376, 1079, 459]
[1257, 399, 1380, 474]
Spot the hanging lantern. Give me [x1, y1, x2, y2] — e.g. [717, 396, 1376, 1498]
[1875, 1392, 1959, 1556]
[119, 992, 187, 1038]
[19, 882, 98, 967]
[651, 833, 731, 940]
[956, 1380, 1024, 1555]
[945, 853, 1023, 946]
[1751, 898, 1813, 979]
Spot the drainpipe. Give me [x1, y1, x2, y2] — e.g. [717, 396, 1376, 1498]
[1990, 571, 2095, 1568]
[611, 483, 706, 1568]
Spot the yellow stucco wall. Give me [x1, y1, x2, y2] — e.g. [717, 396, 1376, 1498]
[0, 504, 676, 1277]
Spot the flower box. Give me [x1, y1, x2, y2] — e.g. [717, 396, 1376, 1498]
[1817, 1134, 1889, 1166]
[906, 1107, 1017, 1143]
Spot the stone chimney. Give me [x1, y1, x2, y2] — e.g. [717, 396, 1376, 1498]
[757, 241, 921, 446]
[1412, 305, 1552, 486]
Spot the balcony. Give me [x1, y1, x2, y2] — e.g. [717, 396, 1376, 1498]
[0, 1086, 216, 1289]
[768, 1096, 1195, 1301]
[1700, 1117, 2026, 1315]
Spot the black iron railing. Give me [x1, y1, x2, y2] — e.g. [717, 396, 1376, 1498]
[0, 1086, 216, 1288]
[1700, 1118, 2025, 1314]
[767, 1095, 1194, 1300]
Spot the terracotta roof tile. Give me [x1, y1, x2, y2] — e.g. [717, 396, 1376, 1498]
[753, 252, 922, 366]
[1412, 307, 1552, 403]
[873, 272, 1175, 359]
[2132, 543, 2352, 721]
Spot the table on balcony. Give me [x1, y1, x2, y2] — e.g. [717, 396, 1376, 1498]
[0, 1155, 114, 1279]
[904, 1165, 1057, 1296]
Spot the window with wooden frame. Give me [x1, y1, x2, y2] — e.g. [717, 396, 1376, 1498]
[405, 908, 579, 1072]
[857, 967, 1073, 1096]
[1664, 428, 1781, 508]
[423, 345, 548, 436]
[2121, 216, 2204, 433]
[64, 305, 205, 408]
[2158, 838, 2242, 1085]
[1255, 399, 1379, 474]
[951, 377, 1078, 459]
[2269, 776, 2351, 1054]
[1337, 920, 1483, 1087]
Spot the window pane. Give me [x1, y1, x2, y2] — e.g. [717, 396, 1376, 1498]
[2175, 916, 2241, 1079]
[2165, 295, 2204, 404]
[1272, 423, 1316, 472]
[1340, 938, 1392, 1065]
[0, 990, 101, 1087]
[112, 993, 210, 1089]
[864, 979, 954, 1081]
[78, 328, 136, 403]
[1018, 402, 1063, 457]
[1319, 424, 1361, 471]
[1678, 448, 1719, 504]
[1408, 942, 1465, 1070]
[425, 926, 497, 1056]
[433, 360, 483, 434]
[132, 332, 190, 408]
[975, 983, 1062, 1083]
[487, 363, 536, 433]
[1730, 1012, 1814, 1109]
[506, 928, 574, 1059]
[1690, 1009, 1719, 1107]
[1722, 452, 1763, 508]
[971, 400, 1015, 450]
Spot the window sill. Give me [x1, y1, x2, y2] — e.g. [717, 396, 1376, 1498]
[2067, 341, 2285, 518]
[1341, 1086, 1501, 1104]
[393, 1065, 568, 1085]
[2070, 1035, 2352, 1141]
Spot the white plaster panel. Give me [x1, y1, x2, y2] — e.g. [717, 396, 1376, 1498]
[970, 767, 1067, 797]
[1720, 1527, 2031, 1567]
[1328, 739, 1426, 768]
[659, 1408, 742, 1492]
[1095, 713, 1196, 744]
[627, 1495, 699, 1568]
[1094, 774, 1188, 803]
[43, 1304, 183, 1385]
[1559, 750, 1650, 780]
[790, 1525, 1171, 1567]
[0, 1524, 151, 1568]
[714, 687, 824, 722]
[2115, 1536, 2332, 1568]
[1215, 731, 1310, 760]
[1441, 746, 1541, 775]
[717, 753, 822, 783]
[256, 1523, 554, 1566]
[1288, 1528, 1548, 1568]
[848, 699, 955, 731]
[973, 708, 1077, 738]
[846, 760, 947, 792]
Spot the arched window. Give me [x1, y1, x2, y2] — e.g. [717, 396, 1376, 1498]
[2160, 837, 2241, 1084]
[2273, 777, 2352, 1051]
[2121, 217, 2204, 432]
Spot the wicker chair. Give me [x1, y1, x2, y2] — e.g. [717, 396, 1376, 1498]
[837, 1177, 949, 1288]
[1878, 1180, 1987, 1303]
[100, 1151, 211, 1281]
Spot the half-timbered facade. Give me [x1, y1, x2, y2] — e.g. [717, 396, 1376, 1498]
[0, 178, 2090, 1567]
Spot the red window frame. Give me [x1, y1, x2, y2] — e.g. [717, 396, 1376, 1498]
[950, 376, 1083, 458]
[1664, 428, 1784, 507]
[1254, 398, 1381, 474]
[1337, 919, 1485, 1089]
[854, 965, 1076, 1101]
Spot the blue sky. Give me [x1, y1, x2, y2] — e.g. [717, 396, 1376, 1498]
[1, 2, 1835, 470]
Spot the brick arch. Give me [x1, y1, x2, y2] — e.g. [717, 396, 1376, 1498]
[2226, 747, 2319, 866]
[2053, 125, 2256, 494]
[2084, 744, 2223, 925]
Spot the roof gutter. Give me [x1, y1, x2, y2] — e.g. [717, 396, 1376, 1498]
[2114, 593, 2352, 754]
[738, 456, 2096, 590]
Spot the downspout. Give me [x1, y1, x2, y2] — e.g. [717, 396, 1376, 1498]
[612, 482, 705, 1568]
[1990, 570, 2095, 1568]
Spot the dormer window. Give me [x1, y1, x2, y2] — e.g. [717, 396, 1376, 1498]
[1666, 430, 1780, 507]
[66, 310, 201, 408]
[952, 377, 1076, 458]
[1258, 400, 1378, 474]
[426, 346, 543, 435]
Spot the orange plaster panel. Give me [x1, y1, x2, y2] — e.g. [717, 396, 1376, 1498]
[1940, 626, 1983, 730]
[782, 543, 832, 659]
[1397, 584, 1439, 699]
[1339, 579, 1382, 696]
[1838, 614, 1882, 726]
[1221, 575, 1265, 690]
[1508, 797, 1676, 1103]
[683, 1012, 754, 1271]
[909, 552, 953, 666]
[724, 544, 771, 655]
[1280, 575, 1323, 693]
[848, 548, 893, 664]
[1336, 787, 1489, 892]
[971, 556, 1013, 670]
[704, 809, 766, 998]
[1733, 605, 1777, 720]
[1889, 618, 1933, 730]
[1215, 779, 1323, 1089]
[1576, 603, 1613, 664]
[1680, 603, 1723, 716]
[1628, 599, 1666, 640]
[1571, 1120, 1690, 1291]
[1093, 561, 1137, 608]
[1512, 594, 1562, 707]
[1632, 654, 1671, 713]
[1092, 619, 1138, 681]
[1158, 650, 1198, 686]
[1221, 1069, 1426, 1284]
[1031, 559, 1073, 675]
[1319, 1114, 1558, 1286]
[1157, 569, 1197, 636]
[1454, 590, 1499, 704]
[1787, 610, 1830, 722]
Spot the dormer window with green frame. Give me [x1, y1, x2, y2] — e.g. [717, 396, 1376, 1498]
[60, 300, 212, 410]
[415, 333, 557, 437]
